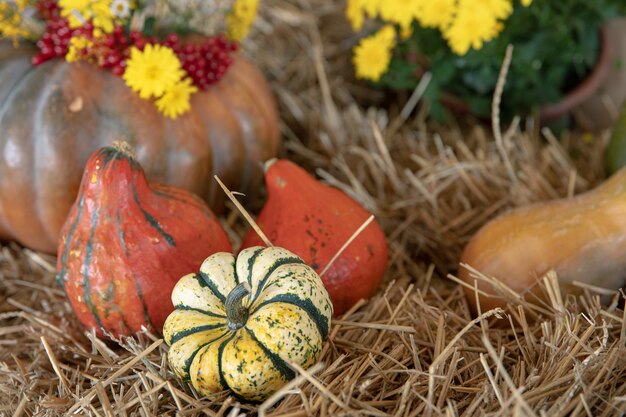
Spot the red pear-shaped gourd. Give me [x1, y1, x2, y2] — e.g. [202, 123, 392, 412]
[241, 159, 388, 315]
[57, 142, 232, 338]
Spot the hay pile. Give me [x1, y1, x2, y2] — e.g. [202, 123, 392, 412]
[2, 1, 625, 416]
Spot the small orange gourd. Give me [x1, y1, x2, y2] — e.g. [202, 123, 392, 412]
[241, 159, 388, 315]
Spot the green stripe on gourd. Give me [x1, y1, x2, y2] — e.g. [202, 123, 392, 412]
[171, 273, 226, 317]
[163, 246, 333, 402]
[167, 326, 229, 380]
[199, 252, 240, 301]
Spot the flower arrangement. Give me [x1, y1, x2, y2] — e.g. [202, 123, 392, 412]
[347, 0, 626, 120]
[0, 0, 260, 118]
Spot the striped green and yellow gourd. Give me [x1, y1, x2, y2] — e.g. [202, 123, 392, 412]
[163, 246, 333, 402]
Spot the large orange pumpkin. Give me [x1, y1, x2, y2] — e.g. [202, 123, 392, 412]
[0, 41, 280, 253]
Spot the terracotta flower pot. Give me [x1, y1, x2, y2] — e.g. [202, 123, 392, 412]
[541, 18, 626, 131]
[431, 19, 626, 129]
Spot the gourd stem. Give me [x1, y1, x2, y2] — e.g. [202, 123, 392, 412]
[264, 158, 278, 172]
[225, 282, 251, 331]
[111, 140, 137, 160]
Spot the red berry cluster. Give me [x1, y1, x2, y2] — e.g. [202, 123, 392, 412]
[32, 17, 87, 66]
[35, 0, 59, 20]
[97, 27, 149, 76]
[31, 0, 238, 89]
[166, 35, 239, 90]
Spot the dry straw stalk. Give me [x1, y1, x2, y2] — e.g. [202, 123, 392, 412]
[1, 1, 623, 416]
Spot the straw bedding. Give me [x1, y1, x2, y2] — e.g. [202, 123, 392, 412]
[2, 1, 625, 416]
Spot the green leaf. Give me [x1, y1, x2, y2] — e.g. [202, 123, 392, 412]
[143, 16, 156, 36]
[367, 0, 624, 121]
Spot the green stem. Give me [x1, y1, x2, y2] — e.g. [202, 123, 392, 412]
[225, 282, 251, 331]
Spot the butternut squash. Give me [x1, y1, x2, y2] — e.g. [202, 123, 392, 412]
[459, 169, 626, 312]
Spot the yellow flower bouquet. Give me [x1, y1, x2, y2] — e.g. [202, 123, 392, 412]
[0, 0, 260, 118]
[347, 0, 626, 120]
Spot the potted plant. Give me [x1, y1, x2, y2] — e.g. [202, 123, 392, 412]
[346, 0, 626, 128]
[0, 0, 279, 253]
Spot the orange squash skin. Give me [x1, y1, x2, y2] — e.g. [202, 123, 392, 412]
[0, 42, 279, 253]
[241, 160, 388, 315]
[459, 169, 626, 313]
[56, 145, 232, 338]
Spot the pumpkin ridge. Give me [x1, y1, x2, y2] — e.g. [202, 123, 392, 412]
[81, 206, 105, 331]
[228, 60, 280, 150]
[183, 332, 230, 379]
[110, 214, 135, 332]
[114, 209, 128, 253]
[170, 323, 226, 346]
[244, 327, 296, 381]
[245, 247, 265, 288]
[232, 260, 240, 285]
[151, 186, 212, 217]
[213, 81, 264, 196]
[114, 209, 153, 330]
[103, 272, 133, 335]
[133, 275, 155, 330]
[0, 60, 37, 121]
[226, 64, 275, 151]
[191, 345, 212, 387]
[193, 85, 246, 207]
[32, 63, 77, 247]
[175, 305, 226, 319]
[217, 333, 237, 393]
[251, 295, 329, 339]
[131, 180, 176, 246]
[252, 257, 305, 301]
[0, 63, 55, 247]
[196, 272, 227, 304]
[0, 55, 35, 108]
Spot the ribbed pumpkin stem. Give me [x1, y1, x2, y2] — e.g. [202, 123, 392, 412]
[225, 282, 251, 331]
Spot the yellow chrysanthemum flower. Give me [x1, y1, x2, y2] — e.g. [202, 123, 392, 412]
[352, 25, 396, 82]
[0, 0, 33, 44]
[373, 24, 396, 48]
[483, 0, 513, 20]
[59, 0, 115, 33]
[521, 0, 532, 6]
[415, 0, 456, 30]
[66, 35, 94, 62]
[345, 0, 384, 30]
[91, 0, 114, 33]
[123, 44, 185, 100]
[156, 78, 198, 119]
[378, 0, 420, 32]
[59, 0, 91, 28]
[227, 0, 259, 41]
[443, 2, 502, 55]
[346, 0, 365, 31]
[362, 0, 382, 18]
[400, 24, 413, 40]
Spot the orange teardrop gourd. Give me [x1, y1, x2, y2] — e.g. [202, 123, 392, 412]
[56, 143, 232, 338]
[241, 160, 388, 315]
